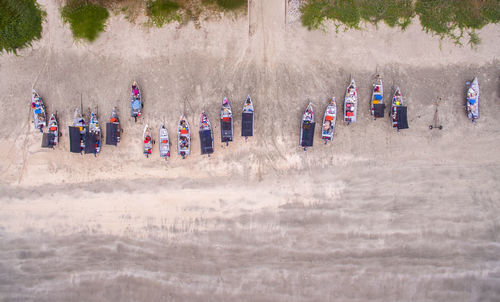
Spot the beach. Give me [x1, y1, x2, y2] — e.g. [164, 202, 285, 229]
[0, 0, 499, 300]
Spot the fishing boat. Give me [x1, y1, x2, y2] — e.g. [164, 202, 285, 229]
[220, 98, 233, 145]
[177, 115, 190, 159]
[344, 78, 358, 124]
[159, 123, 170, 159]
[466, 77, 480, 122]
[106, 107, 121, 146]
[391, 86, 409, 131]
[130, 81, 142, 122]
[199, 112, 214, 155]
[31, 89, 46, 132]
[69, 108, 86, 153]
[241, 95, 254, 139]
[143, 125, 154, 157]
[86, 111, 101, 155]
[321, 98, 336, 144]
[41, 113, 58, 148]
[371, 75, 385, 118]
[300, 101, 315, 150]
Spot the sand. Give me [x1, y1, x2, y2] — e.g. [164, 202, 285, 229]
[0, 0, 499, 301]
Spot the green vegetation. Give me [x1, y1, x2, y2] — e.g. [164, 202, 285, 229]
[415, 0, 500, 45]
[147, 0, 181, 27]
[301, 0, 499, 45]
[61, 0, 109, 42]
[0, 0, 46, 54]
[301, 0, 413, 30]
[211, 0, 246, 10]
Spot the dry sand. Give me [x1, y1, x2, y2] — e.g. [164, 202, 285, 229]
[0, 0, 500, 301]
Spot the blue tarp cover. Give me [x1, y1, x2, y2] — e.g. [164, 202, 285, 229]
[374, 94, 383, 100]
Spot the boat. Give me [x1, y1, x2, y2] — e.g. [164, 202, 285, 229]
[177, 115, 190, 159]
[41, 113, 58, 148]
[241, 95, 254, 139]
[300, 101, 315, 150]
[86, 111, 102, 155]
[344, 78, 358, 124]
[105, 107, 121, 146]
[371, 75, 385, 118]
[466, 77, 480, 122]
[31, 89, 47, 132]
[130, 81, 142, 122]
[199, 112, 214, 155]
[220, 98, 233, 145]
[69, 108, 86, 153]
[321, 98, 336, 143]
[391, 86, 409, 131]
[159, 122, 170, 159]
[143, 125, 154, 157]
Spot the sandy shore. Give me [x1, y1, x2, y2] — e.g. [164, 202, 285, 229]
[0, 0, 499, 301]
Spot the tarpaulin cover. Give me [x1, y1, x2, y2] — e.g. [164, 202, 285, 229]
[374, 103, 386, 118]
[301, 122, 315, 147]
[131, 99, 141, 110]
[221, 120, 233, 142]
[106, 123, 118, 146]
[241, 112, 253, 137]
[69, 126, 82, 153]
[85, 132, 97, 154]
[374, 94, 383, 100]
[199, 129, 214, 155]
[41, 133, 55, 148]
[396, 106, 409, 130]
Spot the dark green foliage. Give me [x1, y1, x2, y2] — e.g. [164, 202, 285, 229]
[203, 0, 246, 10]
[301, 0, 499, 45]
[0, 0, 46, 53]
[61, 0, 109, 42]
[147, 0, 181, 27]
[358, 0, 413, 29]
[415, 0, 499, 44]
[301, 0, 413, 30]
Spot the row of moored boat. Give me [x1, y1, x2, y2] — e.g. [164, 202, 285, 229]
[31, 76, 480, 156]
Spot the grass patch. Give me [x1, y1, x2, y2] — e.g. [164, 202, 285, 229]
[203, 0, 246, 10]
[301, 0, 413, 30]
[146, 0, 181, 27]
[0, 0, 46, 54]
[416, 0, 499, 44]
[61, 0, 109, 42]
[301, 0, 499, 45]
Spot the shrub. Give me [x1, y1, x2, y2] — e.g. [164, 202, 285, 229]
[203, 0, 246, 10]
[0, 0, 46, 53]
[147, 0, 181, 27]
[61, 0, 109, 42]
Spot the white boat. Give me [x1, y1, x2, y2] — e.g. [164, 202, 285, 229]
[143, 125, 153, 157]
[177, 115, 190, 159]
[300, 101, 315, 150]
[466, 77, 480, 122]
[130, 81, 142, 122]
[69, 108, 86, 153]
[159, 123, 170, 159]
[321, 98, 336, 143]
[42, 113, 58, 148]
[31, 89, 46, 132]
[371, 76, 385, 118]
[344, 78, 358, 124]
[199, 112, 214, 155]
[220, 98, 233, 145]
[241, 95, 254, 139]
[391, 86, 409, 130]
[88, 111, 101, 154]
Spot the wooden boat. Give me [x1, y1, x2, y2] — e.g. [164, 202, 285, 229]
[321, 98, 336, 143]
